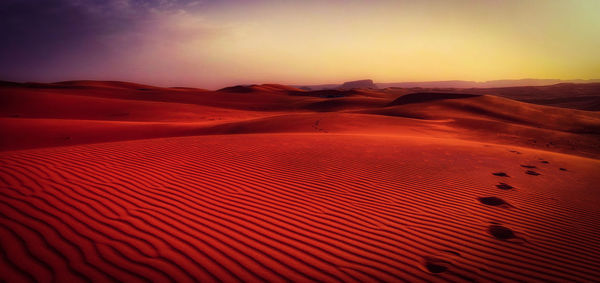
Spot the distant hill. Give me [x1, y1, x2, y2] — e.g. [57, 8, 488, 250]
[297, 78, 600, 90]
[379, 79, 600, 88]
[340, 79, 376, 89]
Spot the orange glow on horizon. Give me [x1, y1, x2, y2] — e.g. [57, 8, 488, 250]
[2, 0, 598, 88]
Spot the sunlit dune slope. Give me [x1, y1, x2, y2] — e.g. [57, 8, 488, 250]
[1, 81, 600, 282]
[1, 134, 599, 282]
[2, 81, 599, 157]
[364, 93, 600, 158]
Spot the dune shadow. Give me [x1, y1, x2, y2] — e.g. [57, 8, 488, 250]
[388, 92, 480, 106]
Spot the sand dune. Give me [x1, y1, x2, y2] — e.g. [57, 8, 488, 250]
[1, 81, 599, 282]
[383, 83, 600, 111]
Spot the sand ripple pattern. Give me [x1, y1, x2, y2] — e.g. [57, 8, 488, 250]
[1, 134, 599, 282]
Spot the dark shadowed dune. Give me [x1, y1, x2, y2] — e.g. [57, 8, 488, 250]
[393, 83, 600, 111]
[303, 97, 389, 112]
[388, 92, 481, 106]
[218, 84, 305, 93]
[217, 85, 257, 93]
[288, 89, 360, 98]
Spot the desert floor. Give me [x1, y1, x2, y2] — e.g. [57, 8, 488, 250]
[1, 81, 599, 282]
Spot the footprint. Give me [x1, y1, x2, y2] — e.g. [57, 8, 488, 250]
[492, 172, 510, 177]
[496, 183, 514, 190]
[509, 150, 521, 154]
[488, 225, 516, 240]
[520, 165, 537, 169]
[525, 170, 540, 176]
[441, 250, 461, 256]
[540, 160, 549, 164]
[423, 257, 450, 274]
[559, 168, 567, 171]
[478, 197, 510, 207]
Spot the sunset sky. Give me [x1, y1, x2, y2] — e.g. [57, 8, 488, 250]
[1, 0, 598, 89]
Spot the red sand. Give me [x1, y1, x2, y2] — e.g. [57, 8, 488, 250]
[1, 81, 600, 282]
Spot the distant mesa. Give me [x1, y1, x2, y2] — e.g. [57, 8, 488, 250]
[296, 78, 600, 92]
[339, 79, 377, 90]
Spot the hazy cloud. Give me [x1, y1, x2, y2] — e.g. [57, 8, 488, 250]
[0, 0, 212, 81]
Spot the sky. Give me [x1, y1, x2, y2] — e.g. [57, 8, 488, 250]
[0, 0, 599, 89]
